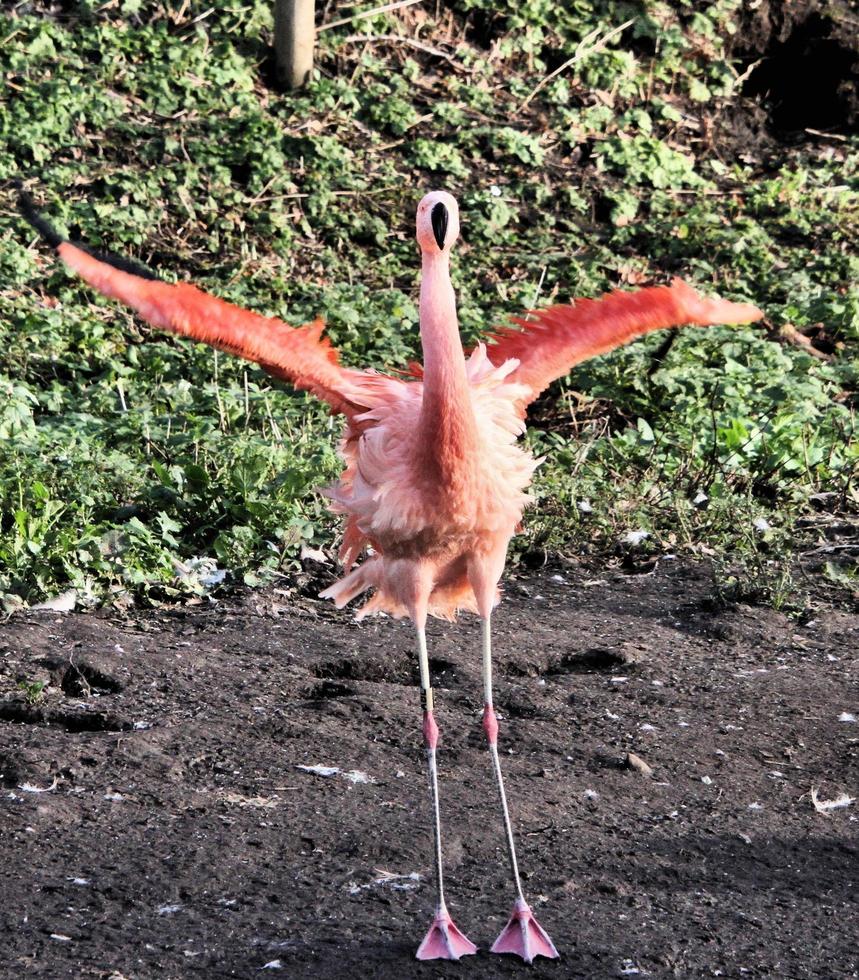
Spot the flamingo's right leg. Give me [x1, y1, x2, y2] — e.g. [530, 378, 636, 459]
[413, 618, 477, 962]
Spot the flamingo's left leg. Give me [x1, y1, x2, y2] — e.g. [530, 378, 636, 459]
[479, 614, 559, 962]
[469, 546, 559, 962]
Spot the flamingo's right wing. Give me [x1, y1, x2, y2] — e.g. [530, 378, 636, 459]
[481, 279, 763, 415]
[20, 193, 365, 415]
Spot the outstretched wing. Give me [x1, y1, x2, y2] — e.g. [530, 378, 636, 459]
[58, 244, 364, 414]
[19, 192, 365, 416]
[481, 279, 763, 414]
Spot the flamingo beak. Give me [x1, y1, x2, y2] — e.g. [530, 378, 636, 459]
[431, 202, 448, 250]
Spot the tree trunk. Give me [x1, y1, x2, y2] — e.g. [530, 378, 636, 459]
[274, 0, 315, 90]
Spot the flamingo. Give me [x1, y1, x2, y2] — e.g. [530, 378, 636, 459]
[19, 188, 762, 962]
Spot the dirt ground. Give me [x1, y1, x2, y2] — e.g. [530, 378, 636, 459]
[1, 560, 857, 979]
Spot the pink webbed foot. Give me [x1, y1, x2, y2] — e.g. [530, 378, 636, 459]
[416, 905, 477, 961]
[491, 897, 559, 963]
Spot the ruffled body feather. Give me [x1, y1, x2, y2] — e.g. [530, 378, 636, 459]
[321, 346, 538, 619]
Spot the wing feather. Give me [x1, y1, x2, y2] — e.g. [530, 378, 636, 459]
[482, 279, 763, 414]
[57, 243, 364, 415]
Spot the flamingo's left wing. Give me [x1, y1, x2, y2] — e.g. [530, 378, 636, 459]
[479, 279, 763, 414]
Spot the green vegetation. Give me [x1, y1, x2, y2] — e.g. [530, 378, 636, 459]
[1, 0, 856, 608]
[16, 678, 46, 705]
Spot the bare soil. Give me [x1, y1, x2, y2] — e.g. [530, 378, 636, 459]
[730, 0, 859, 141]
[1, 560, 857, 979]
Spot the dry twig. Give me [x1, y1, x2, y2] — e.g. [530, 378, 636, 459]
[520, 19, 635, 111]
[320, 0, 424, 33]
[777, 323, 833, 362]
[339, 33, 468, 70]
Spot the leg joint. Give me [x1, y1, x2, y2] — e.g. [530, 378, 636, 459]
[482, 703, 499, 744]
[423, 708, 439, 749]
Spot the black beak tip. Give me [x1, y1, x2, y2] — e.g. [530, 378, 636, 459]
[430, 202, 448, 250]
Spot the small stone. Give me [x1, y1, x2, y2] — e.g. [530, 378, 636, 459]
[625, 752, 653, 778]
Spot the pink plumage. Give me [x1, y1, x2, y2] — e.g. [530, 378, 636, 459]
[483, 277, 764, 412]
[27, 189, 763, 962]
[55, 201, 761, 625]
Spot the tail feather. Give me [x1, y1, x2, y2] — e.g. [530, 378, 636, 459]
[18, 188, 64, 249]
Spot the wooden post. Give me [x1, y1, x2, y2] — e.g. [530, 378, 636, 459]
[274, 0, 315, 89]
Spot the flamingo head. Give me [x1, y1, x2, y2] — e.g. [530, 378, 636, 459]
[416, 191, 460, 255]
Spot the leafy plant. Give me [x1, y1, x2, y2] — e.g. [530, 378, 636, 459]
[17, 679, 47, 705]
[0, 0, 855, 608]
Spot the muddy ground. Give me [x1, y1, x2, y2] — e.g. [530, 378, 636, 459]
[1, 560, 857, 979]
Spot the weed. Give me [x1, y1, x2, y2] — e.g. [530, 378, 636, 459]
[16, 679, 47, 705]
[0, 0, 856, 607]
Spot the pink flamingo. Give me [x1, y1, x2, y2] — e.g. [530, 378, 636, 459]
[20, 189, 762, 962]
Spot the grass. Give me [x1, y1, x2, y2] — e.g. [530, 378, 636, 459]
[0, 0, 857, 608]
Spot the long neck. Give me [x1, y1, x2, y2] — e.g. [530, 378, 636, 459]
[418, 252, 478, 476]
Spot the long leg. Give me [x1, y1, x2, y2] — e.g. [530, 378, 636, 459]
[414, 618, 476, 961]
[481, 614, 526, 902]
[480, 610, 559, 963]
